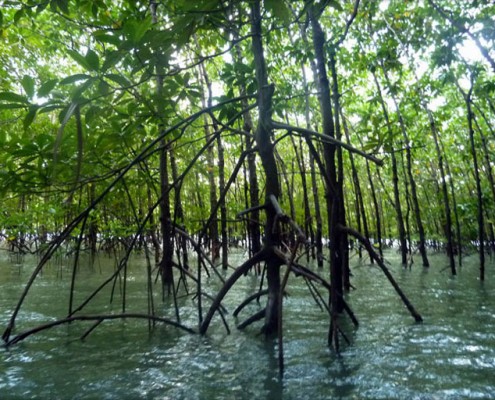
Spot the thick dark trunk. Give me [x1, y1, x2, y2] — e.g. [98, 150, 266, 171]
[246, 128, 261, 259]
[151, 1, 174, 291]
[298, 15, 323, 268]
[250, 0, 282, 335]
[310, 152, 324, 268]
[309, 7, 345, 350]
[159, 143, 174, 290]
[328, 48, 349, 293]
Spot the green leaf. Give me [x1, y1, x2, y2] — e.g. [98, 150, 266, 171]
[21, 75, 35, 98]
[36, 2, 48, 13]
[264, 0, 291, 24]
[0, 103, 26, 110]
[13, 9, 24, 24]
[39, 104, 62, 114]
[105, 73, 132, 87]
[0, 91, 29, 103]
[70, 77, 96, 100]
[54, 0, 70, 15]
[187, 89, 201, 99]
[123, 17, 152, 44]
[93, 31, 121, 47]
[67, 49, 92, 71]
[84, 105, 100, 122]
[174, 16, 196, 46]
[97, 80, 111, 96]
[101, 50, 122, 72]
[38, 79, 58, 97]
[362, 139, 380, 152]
[135, 17, 152, 43]
[23, 106, 38, 130]
[60, 74, 91, 85]
[0, 10, 3, 27]
[85, 49, 100, 71]
[328, 0, 343, 12]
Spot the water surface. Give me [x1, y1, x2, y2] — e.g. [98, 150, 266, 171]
[1, 250, 494, 399]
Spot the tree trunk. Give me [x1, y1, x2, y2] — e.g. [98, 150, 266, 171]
[232, 29, 261, 261]
[309, 6, 346, 350]
[367, 161, 383, 258]
[198, 61, 220, 261]
[441, 139, 463, 267]
[250, 0, 282, 335]
[342, 114, 370, 260]
[371, 70, 408, 265]
[423, 100, 456, 274]
[170, 148, 188, 270]
[151, 1, 173, 291]
[292, 134, 313, 262]
[380, 63, 429, 267]
[328, 48, 350, 293]
[217, 134, 228, 269]
[297, 13, 324, 268]
[464, 86, 485, 280]
[87, 183, 97, 261]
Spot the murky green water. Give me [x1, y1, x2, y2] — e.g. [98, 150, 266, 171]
[1, 249, 494, 399]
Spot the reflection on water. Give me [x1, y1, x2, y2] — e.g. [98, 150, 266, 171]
[1, 250, 494, 399]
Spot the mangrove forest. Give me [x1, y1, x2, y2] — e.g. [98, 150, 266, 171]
[1, 0, 494, 397]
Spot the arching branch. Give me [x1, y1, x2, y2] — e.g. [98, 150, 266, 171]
[6, 313, 195, 347]
[272, 120, 383, 165]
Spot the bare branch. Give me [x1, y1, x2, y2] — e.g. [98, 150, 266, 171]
[272, 120, 384, 165]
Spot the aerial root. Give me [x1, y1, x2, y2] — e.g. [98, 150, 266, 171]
[5, 313, 196, 347]
[233, 289, 269, 317]
[338, 224, 423, 323]
[199, 248, 268, 334]
[237, 309, 266, 330]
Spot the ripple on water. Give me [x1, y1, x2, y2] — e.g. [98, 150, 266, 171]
[1, 251, 495, 399]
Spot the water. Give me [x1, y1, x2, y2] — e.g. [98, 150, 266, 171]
[1, 249, 494, 399]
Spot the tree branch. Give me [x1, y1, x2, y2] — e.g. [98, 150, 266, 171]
[427, 0, 495, 73]
[272, 120, 383, 165]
